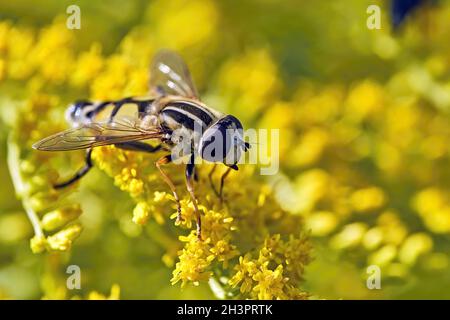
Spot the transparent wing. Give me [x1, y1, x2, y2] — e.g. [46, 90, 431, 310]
[149, 50, 199, 99]
[32, 118, 163, 151]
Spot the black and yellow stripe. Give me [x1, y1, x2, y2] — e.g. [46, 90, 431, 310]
[159, 100, 219, 131]
[66, 96, 155, 126]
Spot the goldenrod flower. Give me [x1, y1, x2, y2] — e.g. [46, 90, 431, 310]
[229, 234, 310, 299]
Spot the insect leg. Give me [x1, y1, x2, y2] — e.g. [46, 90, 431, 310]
[155, 154, 183, 223]
[185, 154, 202, 240]
[218, 167, 233, 203]
[54, 149, 93, 189]
[114, 141, 162, 153]
[193, 165, 199, 182]
[207, 164, 219, 197]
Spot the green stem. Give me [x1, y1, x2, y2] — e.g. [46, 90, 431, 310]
[7, 135, 44, 238]
[208, 276, 226, 299]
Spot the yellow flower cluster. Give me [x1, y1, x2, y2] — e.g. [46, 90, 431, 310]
[171, 204, 238, 286]
[92, 142, 312, 298]
[0, 19, 75, 86]
[267, 58, 450, 296]
[412, 188, 450, 234]
[272, 76, 450, 289]
[229, 234, 311, 299]
[91, 145, 179, 226]
[72, 284, 121, 300]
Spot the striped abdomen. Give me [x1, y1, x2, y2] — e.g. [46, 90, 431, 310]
[65, 96, 155, 127]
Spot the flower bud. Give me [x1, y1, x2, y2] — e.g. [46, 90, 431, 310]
[47, 223, 83, 251]
[42, 204, 82, 231]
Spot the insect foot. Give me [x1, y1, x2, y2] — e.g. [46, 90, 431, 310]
[175, 206, 184, 223]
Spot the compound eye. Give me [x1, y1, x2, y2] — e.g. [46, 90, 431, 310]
[199, 126, 231, 163]
[199, 126, 243, 165]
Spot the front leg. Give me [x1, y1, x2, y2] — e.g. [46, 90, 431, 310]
[207, 164, 219, 196]
[218, 167, 233, 203]
[186, 154, 202, 240]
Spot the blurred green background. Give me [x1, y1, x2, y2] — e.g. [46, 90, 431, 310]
[0, 0, 449, 299]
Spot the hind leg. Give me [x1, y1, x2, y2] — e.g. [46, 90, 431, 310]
[185, 155, 201, 240]
[54, 149, 93, 189]
[155, 154, 183, 224]
[114, 141, 162, 153]
[54, 142, 162, 189]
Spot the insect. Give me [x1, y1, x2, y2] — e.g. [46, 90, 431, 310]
[33, 50, 250, 239]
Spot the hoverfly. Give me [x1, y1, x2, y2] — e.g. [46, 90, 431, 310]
[33, 50, 250, 239]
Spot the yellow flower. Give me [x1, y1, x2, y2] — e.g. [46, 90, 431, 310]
[252, 264, 288, 300]
[377, 210, 408, 246]
[209, 240, 239, 268]
[346, 80, 384, 122]
[292, 169, 329, 214]
[171, 233, 213, 287]
[305, 211, 338, 237]
[30, 235, 47, 254]
[70, 43, 104, 87]
[362, 227, 384, 250]
[91, 55, 132, 100]
[149, 0, 218, 50]
[399, 233, 433, 265]
[46, 224, 83, 251]
[330, 223, 368, 249]
[30, 19, 75, 84]
[368, 244, 397, 267]
[171, 205, 239, 287]
[217, 49, 281, 121]
[290, 127, 329, 167]
[133, 201, 151, 225]
[0, 21, 11, 54]
[0, 58, 5, 81]
[412, 188, 450, 234]
[350, 187, 386, 213]
[85, 284, 121, 300]
[41, 204, 82, 231]
[229, 234, 311, 300]
[5, 26, 35, 79]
